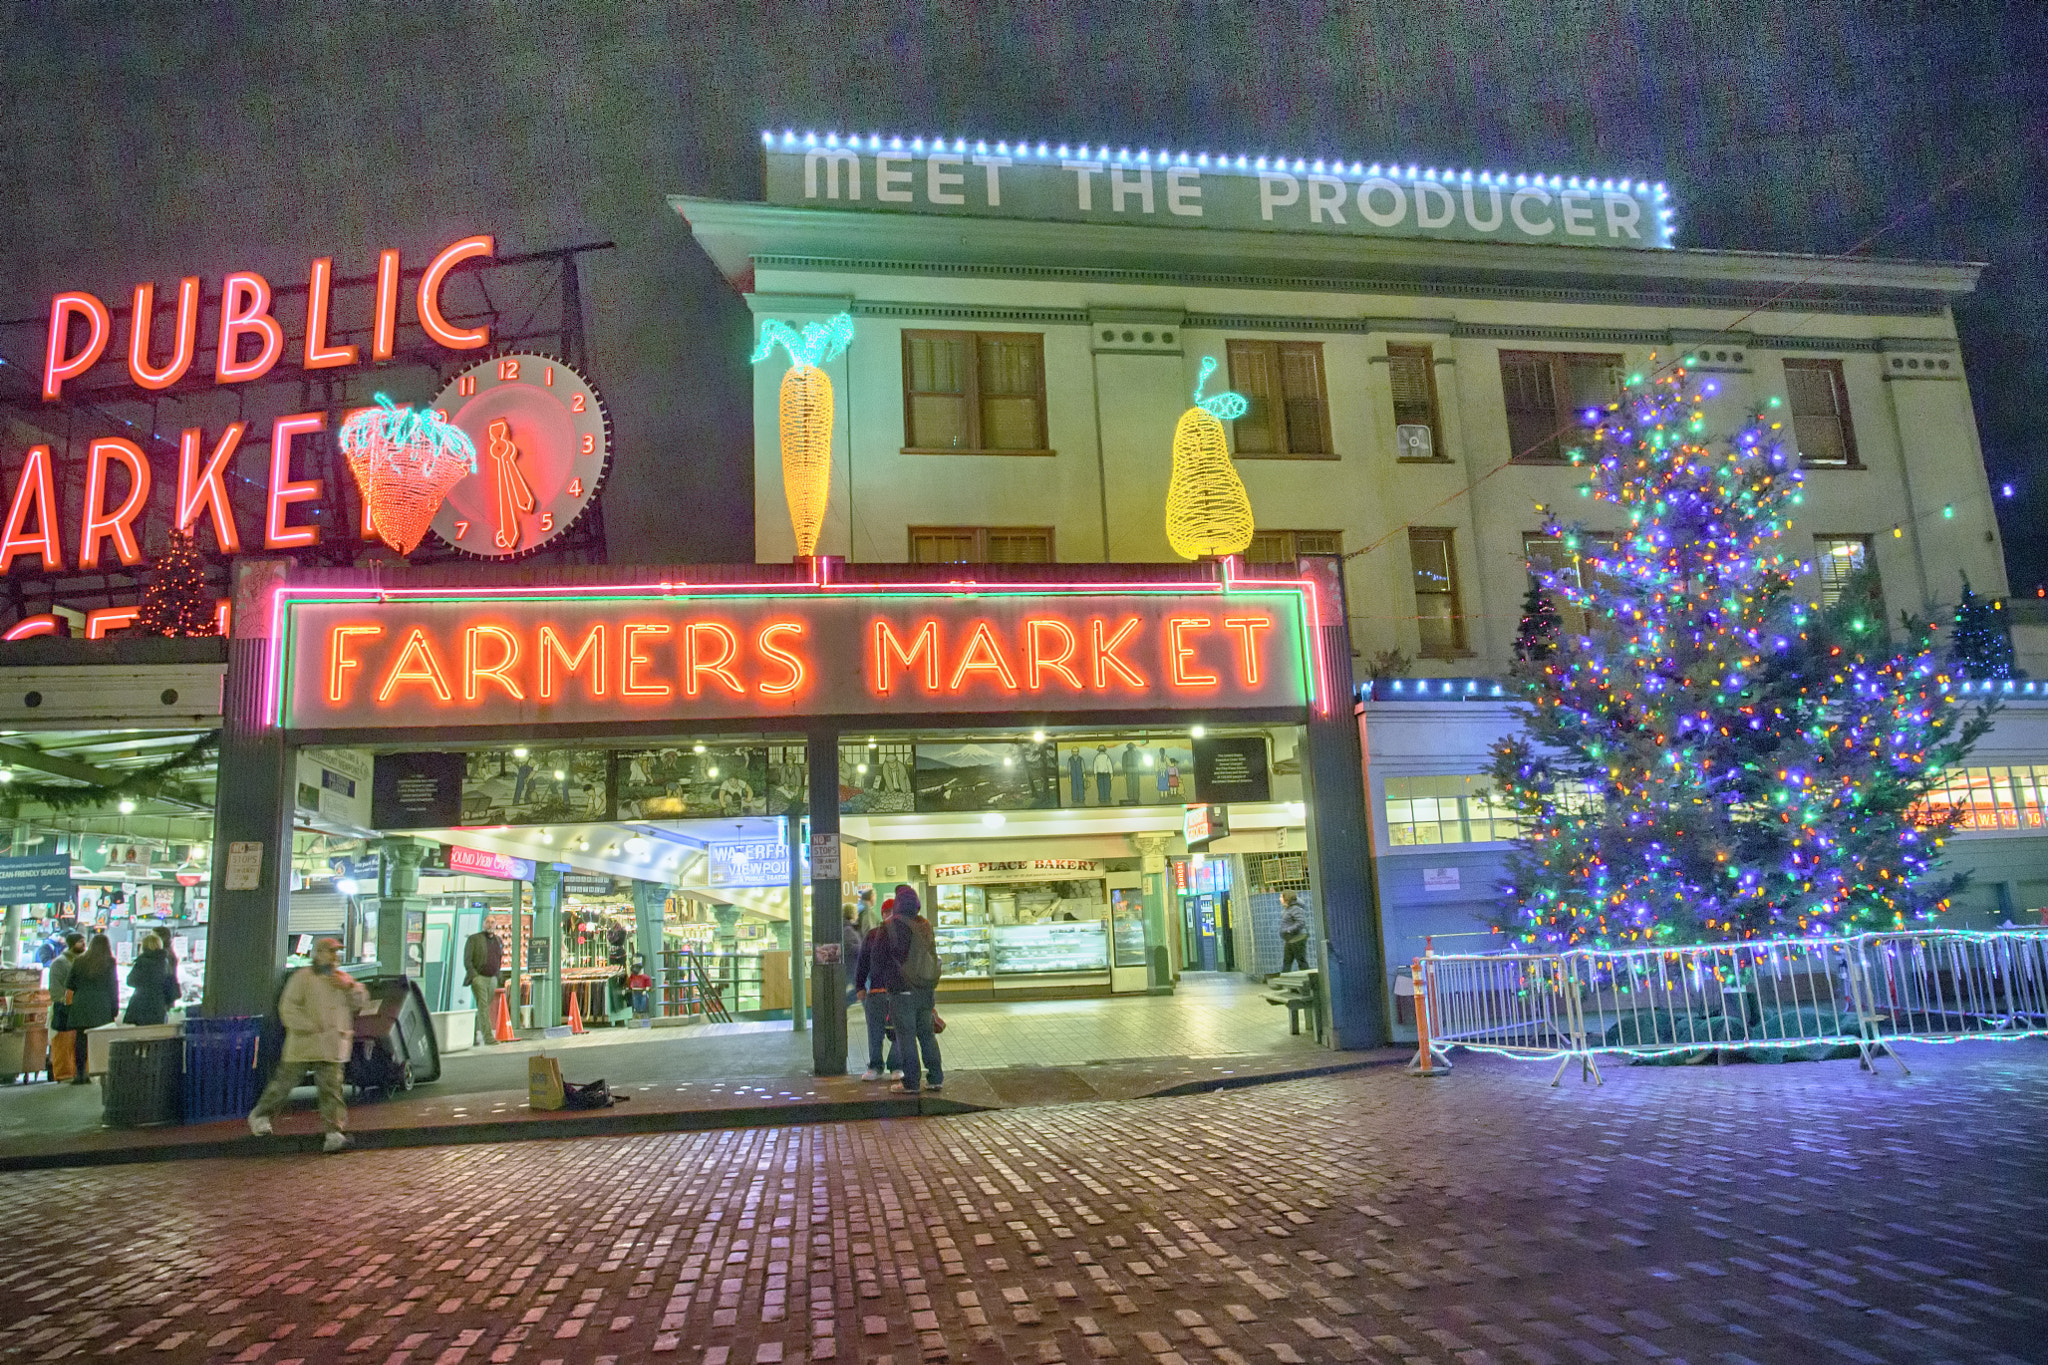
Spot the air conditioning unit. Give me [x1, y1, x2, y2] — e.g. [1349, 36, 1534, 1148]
[1395, 424, 1434, 459]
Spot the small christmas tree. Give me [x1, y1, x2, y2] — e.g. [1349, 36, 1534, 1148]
[1950, 573, 2016, 680]
[1513, 578, 1561, 661]
[137, 528, 219, 637]
[1488, 365, 1991, 947]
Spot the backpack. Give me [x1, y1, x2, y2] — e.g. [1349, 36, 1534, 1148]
[898, 916, 942, 990]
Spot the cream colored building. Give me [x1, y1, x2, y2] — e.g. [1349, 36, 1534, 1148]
[678, 136, 2004, 676]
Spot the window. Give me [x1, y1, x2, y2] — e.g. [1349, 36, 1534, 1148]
[1386, 344, 1444, 460]
[902, 331, 1048, 453]
[1407, 528, 1466, 656]
[1912, 766, 2048, 833]
[1783, 359, 1858, 467]
[1497, 350, 1624, 463]
[1227, 340, 1333, 457]
[1246, 529, 1343, 564]
[1384, 776, 1523, 846]
[1523, 532, 1616, 639]
[908, 526, 1054, 564]
[1813, 535, 1878, 607]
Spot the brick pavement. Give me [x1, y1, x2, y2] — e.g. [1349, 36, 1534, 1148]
[1, 1040, 2044, 1364]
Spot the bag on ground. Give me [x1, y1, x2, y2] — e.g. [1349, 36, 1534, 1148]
[563, 1078, 618, 1110]
[49, 1030, 75, 1081]
[528, 1053, 565, 1111]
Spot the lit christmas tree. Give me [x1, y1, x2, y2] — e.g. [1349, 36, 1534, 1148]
[137, 528, 220, 637]
[1950, 573, 2016, 680]
[1489, 365, 1990, 947]
[1513, 578, 1561, 662]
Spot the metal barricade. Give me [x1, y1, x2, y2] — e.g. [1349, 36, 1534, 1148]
[1416, 929, 2048, 1086]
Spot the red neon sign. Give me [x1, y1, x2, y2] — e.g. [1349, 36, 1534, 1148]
[280, 584, 1313, 730]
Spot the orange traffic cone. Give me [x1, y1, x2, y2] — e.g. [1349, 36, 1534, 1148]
[493, 990, 515, 1043]
[567, 989, 585, 1035]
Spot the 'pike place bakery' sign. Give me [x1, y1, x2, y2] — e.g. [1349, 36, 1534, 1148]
[274, 578, 1322, 731]
[5, 234, 500, 577]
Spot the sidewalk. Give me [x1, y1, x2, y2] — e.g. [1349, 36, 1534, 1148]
[0, 976, 1401, 1168]
[0, 1043, 1401, 1169]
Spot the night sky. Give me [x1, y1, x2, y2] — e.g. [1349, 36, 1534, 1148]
[0, 2, 2040, 586]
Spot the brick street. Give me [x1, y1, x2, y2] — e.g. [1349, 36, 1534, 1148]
[1, 1042, 2044, 1365]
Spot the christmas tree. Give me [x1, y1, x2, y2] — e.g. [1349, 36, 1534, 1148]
[1513, 578, 1561, 662]
[1489, 365, 1990, 947]
[1950, 573, 2016, 680]
[137, 528, 220, 637]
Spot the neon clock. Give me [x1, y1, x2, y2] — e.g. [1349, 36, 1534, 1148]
[428, 353, 609, 558]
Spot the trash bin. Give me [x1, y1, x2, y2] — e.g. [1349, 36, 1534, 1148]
[103, 1037, 184, 1127]
[182, 1016, 264, 1122]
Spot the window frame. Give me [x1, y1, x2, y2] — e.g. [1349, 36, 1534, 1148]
[1385, 343, 1446, 462]
[1245, 529, 1344, 565]
[1497, 349, 1625, 464]
[1812, 533, 1879, 608]
[1225, 339, 1336, 460]
[1522, 531, 1616, 640]
[1782, 358, 1861, 469]
[1407, 526, 1468, 658]
[907, 525, 1057, 564]
[900, 329, 1053, 457]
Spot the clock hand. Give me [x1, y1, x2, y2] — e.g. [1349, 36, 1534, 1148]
[487, 418, 536, 550]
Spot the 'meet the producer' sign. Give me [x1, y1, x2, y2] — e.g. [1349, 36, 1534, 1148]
[764, 133, 1671, 249]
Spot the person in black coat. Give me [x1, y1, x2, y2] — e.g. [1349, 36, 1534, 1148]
[64, 934, 119, 1085]
[123, 935, 179, 1026]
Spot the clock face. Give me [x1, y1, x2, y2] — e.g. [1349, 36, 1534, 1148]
[428, 354, 610, 558]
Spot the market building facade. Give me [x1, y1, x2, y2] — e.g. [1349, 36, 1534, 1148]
[0, 127, 2033, 1087]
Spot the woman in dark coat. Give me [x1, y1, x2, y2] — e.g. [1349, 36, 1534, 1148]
[64, 933, 118, 1085]
[123, 934, 178, 1026]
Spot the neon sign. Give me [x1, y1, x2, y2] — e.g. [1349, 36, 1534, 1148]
[274, 572, 1321, 731]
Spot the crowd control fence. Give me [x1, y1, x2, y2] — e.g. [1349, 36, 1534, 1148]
[1409, 929, 2048, 1086]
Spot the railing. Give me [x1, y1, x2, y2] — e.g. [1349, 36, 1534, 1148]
[1412, 929, 2048, 1086]
[657, 948, 749, 1022]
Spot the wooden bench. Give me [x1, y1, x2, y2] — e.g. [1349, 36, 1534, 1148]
[1264, 970, 1324, 1043]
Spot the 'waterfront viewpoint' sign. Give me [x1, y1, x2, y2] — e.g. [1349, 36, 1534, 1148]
[764, 131, 1672, 249]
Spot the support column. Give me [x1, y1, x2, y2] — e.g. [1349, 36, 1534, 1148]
[507, 879, 526, 1033]
[1133, 834, 1174, 993]
[374, 837, 427, 978]
[532, 863, 563, 1028]
[2, 906, 19, 966]
[203, 561, 296, 1020]
[632, 879, 665, 994]
[783, 807, 806, 1033]
[808, 729, 845, 1074]
[1297, 554, 1387, 1048]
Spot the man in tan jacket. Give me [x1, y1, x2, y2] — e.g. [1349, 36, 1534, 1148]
[248, 938, 369, 1152]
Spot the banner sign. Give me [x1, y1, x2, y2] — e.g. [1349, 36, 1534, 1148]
[0, 853, 72, 904]
[929, 858, 1102, 884]
[708, 840, 791, 889]
[447, 845, 536, 881]
[764, 133, 1672, 249]
[276, 577, 1318, 731]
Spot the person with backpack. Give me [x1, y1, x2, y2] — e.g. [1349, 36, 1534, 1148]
[876, 885, 943, 1095]
[464, 926, 505, 1045]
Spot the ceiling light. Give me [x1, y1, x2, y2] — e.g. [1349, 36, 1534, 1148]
[0, 770, 11, 783]
[1190, 725, 1207, 738]
[538, 831, 552, 843]
[693, 744, 707, 754]
[708, 767, 719, 778]
[513, 747, 529, 759]
[981, 812, 1006, 828]
[118, 799, 137, 814]
[553, 769, 566, 781]
[626, 836, 651, 855]
[1031, 730, 1046, 743]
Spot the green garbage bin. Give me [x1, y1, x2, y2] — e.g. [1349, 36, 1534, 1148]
[103, 1037, 183, 1127]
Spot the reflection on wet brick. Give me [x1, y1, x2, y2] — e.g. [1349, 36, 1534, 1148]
[1, 1043, 2046, 1363]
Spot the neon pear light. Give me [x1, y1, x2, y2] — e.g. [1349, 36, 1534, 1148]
[337, 393, 478, 556]
[752, 312, 854, 558]
[1164, 357, 1255, 559]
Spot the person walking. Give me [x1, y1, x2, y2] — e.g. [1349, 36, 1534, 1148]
[464, 924, 505, 1046]
[852, 897, 901, 1080]
[841, 905, 865, 1008]
[63, 934, 119, 1085]
[248, 937, 370, 1152]
[876, 886, 943, 1095]
[1278, 894, 1312, 973]
[45, 932, 83, 1079]
[122, 934, 179, 1026]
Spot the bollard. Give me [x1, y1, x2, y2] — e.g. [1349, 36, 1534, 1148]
[1406, 954, 1450, 1076]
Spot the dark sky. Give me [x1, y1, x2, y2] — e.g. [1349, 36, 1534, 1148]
[0, 1, 2041, 585]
